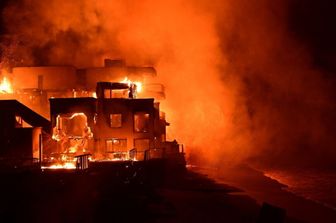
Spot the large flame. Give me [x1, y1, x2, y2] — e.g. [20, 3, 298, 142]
[0, 77, 13, 94]
[121, 77, 142, 93]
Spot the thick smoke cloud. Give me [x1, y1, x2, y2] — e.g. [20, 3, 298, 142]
[1, 0, 336, 168]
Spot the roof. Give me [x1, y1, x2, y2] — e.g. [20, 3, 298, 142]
[0, 100, 51, 132]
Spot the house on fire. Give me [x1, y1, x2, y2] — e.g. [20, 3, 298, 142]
[0, 60, 184, 170]
[48, 81, 172, 163]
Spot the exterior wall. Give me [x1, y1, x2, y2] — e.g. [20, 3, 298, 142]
[0, 111, 16, 130]
[32, 127, 42, 160]
[153, 103, 167, 144]
[0, 127, 41, 166]
[84, 67, 128, 90]
[12, 66, 77, 90]
[95, 98, 155, 159]
[48, 96, 160, 160]
[8, 64, 158, 116]
[49, 98, 97, 127]
[12, 128, 33, 159]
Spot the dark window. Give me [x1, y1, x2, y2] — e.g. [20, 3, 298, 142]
[106, 139, 127, 153]
[134, 112, 150, 132]
[110, 114, 122, 128]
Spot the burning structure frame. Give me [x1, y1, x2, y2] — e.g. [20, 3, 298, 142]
[0, 59, 185, 171]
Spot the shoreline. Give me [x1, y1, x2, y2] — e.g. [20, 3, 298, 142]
[263, 169, 336, 211]
[192, 164, 336, 223]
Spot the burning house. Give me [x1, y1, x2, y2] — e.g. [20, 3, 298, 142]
[3, 59, 163, 117]
[0, 59, 185, 171]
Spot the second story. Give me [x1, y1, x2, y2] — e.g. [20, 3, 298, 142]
[49, 81, 167, 146]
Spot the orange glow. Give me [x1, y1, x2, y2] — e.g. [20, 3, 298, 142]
[41, 162, 76, 169]
[121, 77, 142, 93]
[0, 77, 13, 94]
[52, 112, 92, 141]
[50, 112, 93, 166]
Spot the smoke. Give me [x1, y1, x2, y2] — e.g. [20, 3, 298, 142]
[212, 0, 336, 168]
[1, 0, 336, 168]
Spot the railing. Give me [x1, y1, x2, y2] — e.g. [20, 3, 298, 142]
[75, 154, 91, 170]
[78, 145, 184, 164]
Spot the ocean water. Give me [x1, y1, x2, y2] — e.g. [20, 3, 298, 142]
[264, 169, 336, 210]
[190, 164, 336, 213]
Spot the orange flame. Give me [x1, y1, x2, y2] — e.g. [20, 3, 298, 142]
[0, 77, 13, 94]
[41, 162, 76, 170]
[121, 77, 142, 93]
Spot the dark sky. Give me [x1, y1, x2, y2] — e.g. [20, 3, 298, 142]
[0, 0, 8, 35]
[289, 0, 336, 74]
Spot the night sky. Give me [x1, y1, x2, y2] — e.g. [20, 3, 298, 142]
[289, 0, 336, 76]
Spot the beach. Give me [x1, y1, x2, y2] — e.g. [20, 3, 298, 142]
[195, 164, 336, 223]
